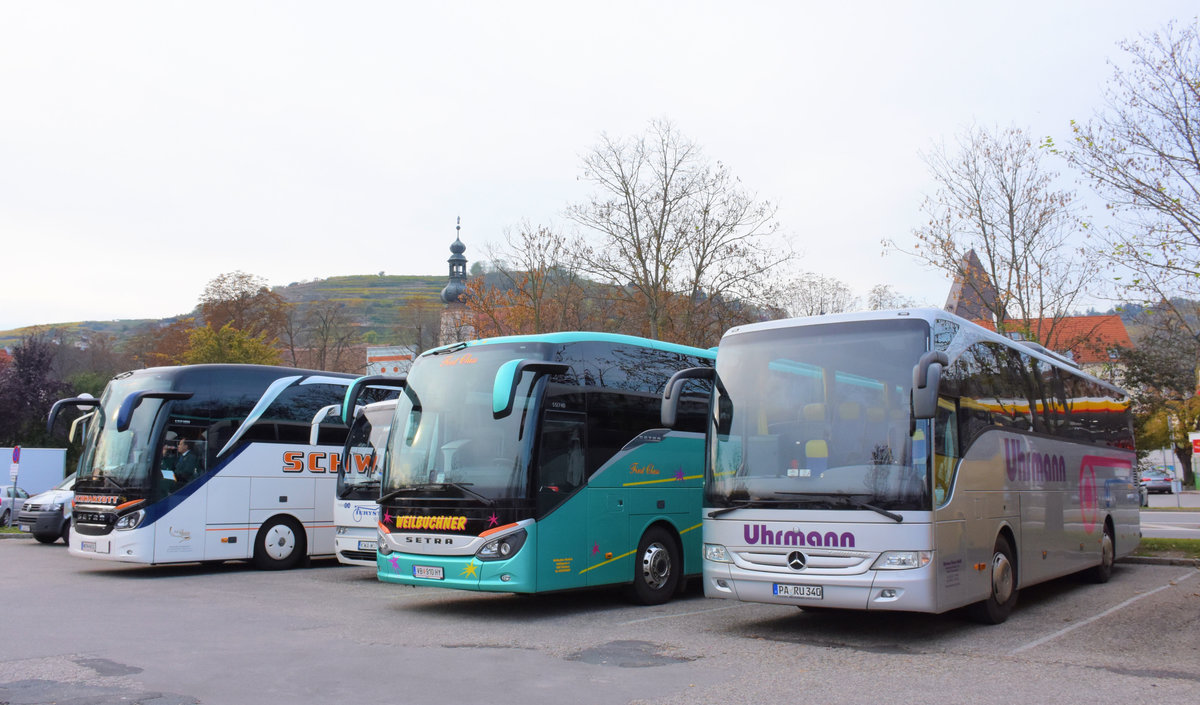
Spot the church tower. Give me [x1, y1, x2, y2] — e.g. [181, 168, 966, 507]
[439, 218, 475, 344]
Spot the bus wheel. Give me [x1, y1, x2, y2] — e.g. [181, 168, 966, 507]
[629, 527, 680, 605]
[967, 535, 1018, 625]
[1085, 524, 1115, 584]
[253, 516, 306, 570]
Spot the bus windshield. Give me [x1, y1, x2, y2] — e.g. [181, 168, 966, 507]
[709, 318, 930, 512]
[76, 371, 170, 494]
[383, 345, 545, 503]
[338, 402, 393, 500]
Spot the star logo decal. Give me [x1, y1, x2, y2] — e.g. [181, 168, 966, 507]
[388, 556, 400, 571]
[460, 561, 479, 578]
[383, 510, 393, 523]
[488, 513, 499, 527]
[675, 466, 685, 481]
[592, 543, 600, 555]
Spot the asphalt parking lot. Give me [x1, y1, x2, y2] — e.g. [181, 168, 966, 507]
[2, 538, 1199, 705]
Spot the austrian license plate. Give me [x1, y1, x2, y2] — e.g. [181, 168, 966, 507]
[773, 584, 823, 599]
[18, 524, 30, 532]
[413, 565, 444, 580]
[80, 540, 109, 555]
[357, 540, 378, 551]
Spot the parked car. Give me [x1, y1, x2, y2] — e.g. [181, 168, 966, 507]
[1, 485, 30, 526]
[1141, 468, 1175, 495]
[16, 473, 75, 544]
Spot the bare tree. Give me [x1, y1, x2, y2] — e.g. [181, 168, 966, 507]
[1061, 20, 1200, 363]
[464, 221, 590, 336]
[395, 295, 442, 354]
[866, 284, 916, 311]
[567, 119, 787, 345]
[305, 302, 357, 372]
[890, 124, 1096, 340]
[780, 272, 858, 318]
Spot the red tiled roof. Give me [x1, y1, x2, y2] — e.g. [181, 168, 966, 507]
[971, 315, 1132, 365]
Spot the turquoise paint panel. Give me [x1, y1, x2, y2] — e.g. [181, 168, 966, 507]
[533, 492, 589, 592]
[492, 358, 524, 415]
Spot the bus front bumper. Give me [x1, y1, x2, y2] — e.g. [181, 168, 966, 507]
[377, 549, 537, 594]
[704, 560, 939, 612]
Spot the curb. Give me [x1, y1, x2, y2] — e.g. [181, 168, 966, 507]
[1121, 556, 1200, 568]
[0, 532, 34, 540]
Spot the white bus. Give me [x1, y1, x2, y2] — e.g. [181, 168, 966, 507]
[47, 364, 364, 569]
[309, 375, 404, 567]
[662, 309, 1138, 623]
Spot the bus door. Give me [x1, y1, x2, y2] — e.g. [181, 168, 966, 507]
[534, 410, 589, 590]
[153, 422, 212, 563]
[931, 401, 971, 612]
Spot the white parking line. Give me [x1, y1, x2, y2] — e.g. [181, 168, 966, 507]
[620, 603, 747, 625]
[1011, 570, 1199, 655]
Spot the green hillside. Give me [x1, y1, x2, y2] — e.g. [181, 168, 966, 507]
[0, 274, 448, 348]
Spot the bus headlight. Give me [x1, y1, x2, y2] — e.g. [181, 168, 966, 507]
[871, 551, 932, 570]
[114, 509, 145, 531]
[378, 535, 392, 556]
[704, 543, 732, 563]
[476, 529, 527, 561]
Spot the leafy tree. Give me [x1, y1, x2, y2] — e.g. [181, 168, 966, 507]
[891, 124, 1096, 341]
[0, 331, 70, 446]
[1116, 305, 1200, 486]
[124, 318, 197, 367]
[567, 119, 788, 345]
[183, 324, 282, 365]
[199, 271, 287, 342]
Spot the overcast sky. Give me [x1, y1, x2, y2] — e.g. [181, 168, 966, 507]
[1, 2, 1195, 331]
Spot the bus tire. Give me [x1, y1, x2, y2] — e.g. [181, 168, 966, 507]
[61, 520, 71, 545]
[629, 526, 680, 606]
[253, 516, 306, 570]
[1085, 523, 1115, 584]
[967, 535, 1018, 625]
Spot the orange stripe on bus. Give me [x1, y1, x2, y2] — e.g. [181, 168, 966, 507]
[480, 522, 518, 538]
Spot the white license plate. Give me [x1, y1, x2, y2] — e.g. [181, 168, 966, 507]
[18, 524, 30, 532]
[81, 540, 96, 552]
[413, 565, 444, 580]
[357, 540, 378, 551]
[774, 584, 823, 599]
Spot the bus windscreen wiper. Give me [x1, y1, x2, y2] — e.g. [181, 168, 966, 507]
[377, 482, 494, 506]
[90, 473, 128, 493]
[774, 491, 904, 523]
[432, 482, 493, 506]
[708, 498, 817, 518]
[845, 498, 903, 523]
[339, 479, 379, 499]
[429, 342, 469, 356]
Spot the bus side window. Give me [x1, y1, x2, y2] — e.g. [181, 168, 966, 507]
[933, 399, 959, 507]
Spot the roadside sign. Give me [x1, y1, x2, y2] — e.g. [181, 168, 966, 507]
[8, 445, 18, 481]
